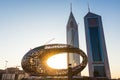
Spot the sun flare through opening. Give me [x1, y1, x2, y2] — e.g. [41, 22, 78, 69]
[47, 53, 67, 69]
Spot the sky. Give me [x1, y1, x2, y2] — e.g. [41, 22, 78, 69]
[0, 0, 120, 79]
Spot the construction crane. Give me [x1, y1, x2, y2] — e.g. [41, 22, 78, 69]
[44, 38, 55, 45]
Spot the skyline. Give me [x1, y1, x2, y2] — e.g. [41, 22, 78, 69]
[0, 0, 120, 78]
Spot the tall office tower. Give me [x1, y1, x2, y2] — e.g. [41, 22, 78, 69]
[84, 12, 111, 78]
[66, 11, 80, 68]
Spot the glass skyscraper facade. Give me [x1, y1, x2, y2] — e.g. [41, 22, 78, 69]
[84, 12, 111, 78]
[89, 27, 102, 62]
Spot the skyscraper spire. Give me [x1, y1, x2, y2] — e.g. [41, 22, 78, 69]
[87, 1, 90, 12]
[70, 3, 72, 12]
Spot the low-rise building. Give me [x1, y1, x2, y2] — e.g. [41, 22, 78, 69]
[0, 67, 29, 80]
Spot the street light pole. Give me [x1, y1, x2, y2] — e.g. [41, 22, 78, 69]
[68, 64, 72, 80]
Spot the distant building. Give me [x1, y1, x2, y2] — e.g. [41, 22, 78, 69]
[0, 69, 5, 79]
[0, 67, 28, 80]
[84, 12, 111, 78]
[66, 11, 80, 68]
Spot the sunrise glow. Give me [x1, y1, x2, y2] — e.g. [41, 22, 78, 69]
[47, 53, 67, 69]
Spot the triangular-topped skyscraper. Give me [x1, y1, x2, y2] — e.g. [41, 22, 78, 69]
[66, 11, 80, 68]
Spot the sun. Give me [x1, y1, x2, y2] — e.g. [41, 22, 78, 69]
[47, 53, 67, 69]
